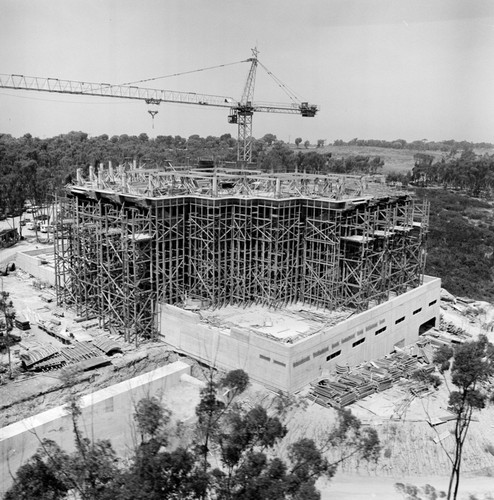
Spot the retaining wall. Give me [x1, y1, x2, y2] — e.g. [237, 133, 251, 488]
[0, 360, 191, 495]
[16, 248, 56, 286]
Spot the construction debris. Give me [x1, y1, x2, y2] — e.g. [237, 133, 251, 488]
[18, 335, 125, 372]
[308, 339, 444, 410]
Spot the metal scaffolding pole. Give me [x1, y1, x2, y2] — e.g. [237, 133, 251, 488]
[54, 167, 430, 344]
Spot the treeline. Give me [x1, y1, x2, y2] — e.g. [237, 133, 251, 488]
[0, 131, 239, 215]
[0, 132, 385, 216]
[416, 188, 494, 300]
[412, 150, 494, 197]
[333, 137, 493, 153]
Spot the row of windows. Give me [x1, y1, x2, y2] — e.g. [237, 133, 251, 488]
[325, 337, 366, 361]
[259, 354, 286, 367]
[300, 296, 439, 368]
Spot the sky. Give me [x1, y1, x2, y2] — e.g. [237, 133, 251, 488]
[0, 0, 494, 143]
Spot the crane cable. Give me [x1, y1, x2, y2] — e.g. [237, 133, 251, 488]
[257, 60, 301, 104]
[121, 59, 250, 86]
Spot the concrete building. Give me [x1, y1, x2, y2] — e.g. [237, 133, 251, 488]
[54, 165, 440, 391]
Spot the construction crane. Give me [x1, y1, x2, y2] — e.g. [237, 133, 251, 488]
[0, 50, 318, 163]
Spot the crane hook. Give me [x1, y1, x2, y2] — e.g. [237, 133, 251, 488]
[148, 109, 158, 129]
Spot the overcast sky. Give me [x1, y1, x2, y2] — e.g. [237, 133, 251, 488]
[1, 0, 493, 143]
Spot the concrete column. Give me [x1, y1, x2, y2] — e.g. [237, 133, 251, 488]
[122, 171, 127, 192]
[275, 178, 281, 198]
[76, 168, 83, 185]
[212, 173, 218, 197]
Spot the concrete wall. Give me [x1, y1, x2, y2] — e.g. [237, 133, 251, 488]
[0, 361, 190, 495]
[159, 305, 292, 391]
[16, 248, 56, 286]
[287, 276, 441, 391]
[160, 276, 441, 392]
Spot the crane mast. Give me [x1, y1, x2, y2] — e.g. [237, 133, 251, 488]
[236, 48, 258, 163]
[0, 52, 318, 164]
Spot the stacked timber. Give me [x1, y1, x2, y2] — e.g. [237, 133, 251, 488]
[92, 337, 123, 355]
[39, 320, 73, 344]
[309, 379, 357, 409]
[309, 341, 437, 408]
[15, 316, 30, 330]
[31, 353, 66, 371]
[20, 344, 60, 369]
[21, 340, 114, 372]
[335, 363, 350, 374]
[60, 341, 102, 364]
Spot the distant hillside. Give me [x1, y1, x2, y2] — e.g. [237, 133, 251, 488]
[289, 144, 443, 174]
[415, 188, 494, 301]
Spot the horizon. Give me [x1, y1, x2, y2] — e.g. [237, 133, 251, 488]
[2, 130, 492, 147]
[1, 0, 493, 143]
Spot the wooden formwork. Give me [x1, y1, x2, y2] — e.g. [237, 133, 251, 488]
[54, 169, 429, 345]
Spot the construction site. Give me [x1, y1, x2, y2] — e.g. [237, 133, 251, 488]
[51, 164, 441, 391]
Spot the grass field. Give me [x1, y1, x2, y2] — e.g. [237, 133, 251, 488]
[290, 144, 494, 174]
[290, 144, 445, 174]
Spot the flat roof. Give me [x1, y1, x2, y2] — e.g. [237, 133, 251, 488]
[69, 168, 408, 203]
[199, 303, 354, 343]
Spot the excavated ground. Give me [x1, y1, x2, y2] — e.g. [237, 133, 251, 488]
[1, 253, 494, 499]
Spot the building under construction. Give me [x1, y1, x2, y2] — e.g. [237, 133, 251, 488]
[54, 164, 441, 391]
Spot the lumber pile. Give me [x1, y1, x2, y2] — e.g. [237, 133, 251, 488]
[20, 345, 60, 369]
[309, 343, 436, 409]
[15, 316, 30, 330]
[20, 339, 117, 372]
[39, 320, 73, 344]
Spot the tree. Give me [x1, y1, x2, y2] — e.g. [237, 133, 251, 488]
[262, 133, 277, 146]
[0, 291, 16, 379]
[433, 336, 494, 499]
[299, 152, 326, 174]
[4, 440, 70, 500]
[316, 139, 325, 148]
[295, 137, 302, 148]
[5, 369, 381, 500]
[304, 140, 310, 149]
[133, 396, 171, 443]
[120, 396, 207, 500]
[260, 142, 296, 173]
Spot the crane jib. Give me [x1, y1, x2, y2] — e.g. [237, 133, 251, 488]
[0, 63, 318, 164]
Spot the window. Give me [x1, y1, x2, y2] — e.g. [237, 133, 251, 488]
[395, 316, 405, 325]
[273, 359, 286, 367]
[429, 299, 437, 306]
[259, 354, 270, 362]
[326, 350, 341, 361]
[293, 356, 310, 368]
[313, 346, 329, 358]
[413, 308, 422, 315]
[352, 338, 365, 348]
[375, 326, 387, 336]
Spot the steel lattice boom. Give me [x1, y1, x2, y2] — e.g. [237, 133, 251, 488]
[0, 52, 318, 162]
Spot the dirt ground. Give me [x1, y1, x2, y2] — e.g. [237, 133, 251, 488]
[1, 245, 494, 498]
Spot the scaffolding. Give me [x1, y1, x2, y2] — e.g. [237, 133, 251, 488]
[54, 167, 429, 344]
